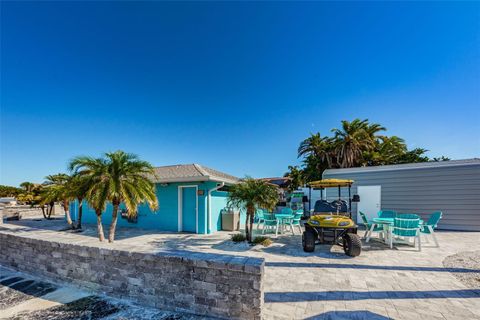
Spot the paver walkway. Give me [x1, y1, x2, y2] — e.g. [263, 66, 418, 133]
[1, 218, 480, 319]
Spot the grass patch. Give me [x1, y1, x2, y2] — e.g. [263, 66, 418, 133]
[253, 236, 273, 247]
[231, 233, 246, 242]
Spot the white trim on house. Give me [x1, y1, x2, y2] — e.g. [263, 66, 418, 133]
[153, 176, 237, 184]
[178, 185, 198, 233]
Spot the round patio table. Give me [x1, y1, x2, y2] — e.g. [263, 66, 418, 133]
[274, 213, 294, 235]
[373, 217, 424, 225]
[373, 217, 394, 224]
[367, 217, 424, 244]
[366, 218, 393, 244]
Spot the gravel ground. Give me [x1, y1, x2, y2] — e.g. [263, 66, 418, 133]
[443, 250, 480, 288]
[0, 266, 213, 320]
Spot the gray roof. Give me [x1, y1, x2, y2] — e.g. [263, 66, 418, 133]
[324, 158, 480, 175]
[150, 164, 239, 184]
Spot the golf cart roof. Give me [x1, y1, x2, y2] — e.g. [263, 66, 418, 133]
[308, 178, 354, 188]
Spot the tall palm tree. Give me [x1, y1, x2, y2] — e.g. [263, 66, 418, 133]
[363, 136, 407, 166]
[227, 178, 278, 243]
[376, 136, 407, 165]
[70, 151, 158, 242]
[364, 122, 387, 143]
[298, 133, 334, 167]
[42, 174, 74, 227]
[331, 119, 385, 168]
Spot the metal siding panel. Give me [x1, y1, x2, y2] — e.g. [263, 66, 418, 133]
[324, 164, 480, 231]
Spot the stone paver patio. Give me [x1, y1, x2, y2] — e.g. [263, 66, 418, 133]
[1, 217, 480, 319]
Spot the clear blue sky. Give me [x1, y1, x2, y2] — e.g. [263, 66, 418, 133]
[1, 1, 479, 186]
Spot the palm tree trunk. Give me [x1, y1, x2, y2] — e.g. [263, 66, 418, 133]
[249, 213, 255, 243]
[76, 198, 83, 229]
[63, 200, 73, 227]
[246, 206, 254, 242]
[48, 202, 54, 219]
[41, 205, 47, 219]
[108, 203, 119, 243]
[96, 210, 105, 242]
[245, 213, 250, 242]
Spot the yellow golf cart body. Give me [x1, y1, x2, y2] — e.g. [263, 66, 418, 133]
[302, 179, 362, 257]
[307, 214, 356, 228]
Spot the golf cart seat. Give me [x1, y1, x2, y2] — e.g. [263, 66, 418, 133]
[313, 199, 348, 215]
[313, 200, 336, 214]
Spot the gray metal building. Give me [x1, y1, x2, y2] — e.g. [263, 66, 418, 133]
[323, 159, 480, 231]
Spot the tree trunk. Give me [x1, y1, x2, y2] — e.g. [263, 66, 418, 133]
[108, 203, 119, 243]
[63, 200, 73, 227]
[246, 205, 254, 242]
[96, 210, 105, 242]
[47, 202, 54, 219]
[245, 213, 250, 242]
[76, 198, 83, 229]
[41, 205, 47, 219]
[249, 212, 255, 243]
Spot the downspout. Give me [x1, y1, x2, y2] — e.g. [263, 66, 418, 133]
[207, 182, 225, 234]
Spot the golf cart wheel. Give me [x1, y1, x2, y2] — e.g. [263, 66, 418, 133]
[302, 229, 316, 252]
[343, 233, 362, 257]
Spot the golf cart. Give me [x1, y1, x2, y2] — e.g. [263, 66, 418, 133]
[302, 179, 362, 257]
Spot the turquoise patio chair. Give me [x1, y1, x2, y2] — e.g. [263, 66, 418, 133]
[280, 207, 294, 215]
[284, 212, 303, 235]
[359, 211, 384, 240]
[262, 213, 279, 236]
[294, 209, 304, 216]
[277, 207, 294, 234]
[420, 211, 443, 247]
[255, 209, 265, 230]
[378, 210, 397, 219]
[389, 214, 421, 251]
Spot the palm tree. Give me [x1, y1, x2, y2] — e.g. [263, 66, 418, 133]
[331, 119, 384, 168]
[363, 136, 407, 166]
[227, 178, 278, 242]
[42, 174, 75, 227]
[284, 165, 304, 192]
[17, 183, 45, 214]
[69, 174, 92, 230]
[69, 156, 111, 241]
[298, 133, 334, 167]
[20, 182, 36, 193]
[70, 151, 158, 242]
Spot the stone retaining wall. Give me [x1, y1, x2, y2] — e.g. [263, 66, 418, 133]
[0, 232, 264, 319]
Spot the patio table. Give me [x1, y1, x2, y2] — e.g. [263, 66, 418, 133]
[274, 213, 295, 235]
[365, 218, 393, 244]
[366, 217, 424, 244]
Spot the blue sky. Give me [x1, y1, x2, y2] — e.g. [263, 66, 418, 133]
[1, 1, 479, 186]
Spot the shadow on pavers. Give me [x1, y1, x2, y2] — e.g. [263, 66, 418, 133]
[305, 310, 392, 320]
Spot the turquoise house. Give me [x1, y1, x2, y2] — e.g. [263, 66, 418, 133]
[69, 164, 239, 234]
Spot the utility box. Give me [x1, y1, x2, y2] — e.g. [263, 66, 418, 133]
[221, 208, 240, 231]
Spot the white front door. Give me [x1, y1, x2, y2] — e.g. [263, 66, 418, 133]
[357, 186, 381, 222]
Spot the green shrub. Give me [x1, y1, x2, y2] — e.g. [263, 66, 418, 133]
[231, 233, 246, 242]
[253, 236, 273, 247]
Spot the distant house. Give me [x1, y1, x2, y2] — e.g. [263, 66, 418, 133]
[0, 197, 17, 206]
[70, 164, 239, 234]
[323, 159, 480, 231]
